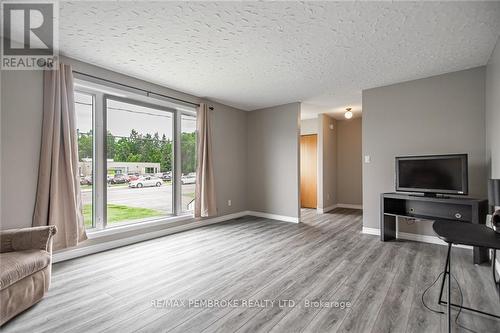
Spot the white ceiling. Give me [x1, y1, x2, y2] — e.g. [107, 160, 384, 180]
[59, 1, 500, 119]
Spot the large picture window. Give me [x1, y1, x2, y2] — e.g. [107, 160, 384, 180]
[75, 80, 197, 230]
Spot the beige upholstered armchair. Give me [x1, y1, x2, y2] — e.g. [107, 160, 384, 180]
[0, 226, 57, 326]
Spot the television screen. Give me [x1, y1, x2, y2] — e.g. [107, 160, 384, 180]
[396, 154, 468, 195]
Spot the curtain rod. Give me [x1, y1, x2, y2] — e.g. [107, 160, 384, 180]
[72, 70, 213, 110]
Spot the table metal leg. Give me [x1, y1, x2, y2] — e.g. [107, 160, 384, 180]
[438, 243, 451, 304]
[438, 243, 500, 319]
[447, 243, 452, 333]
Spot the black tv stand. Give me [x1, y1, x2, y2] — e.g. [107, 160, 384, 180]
[409, 192, 450, 199]
[381, 192, 488, 264]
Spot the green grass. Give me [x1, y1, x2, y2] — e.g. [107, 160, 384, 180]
[83, 204, 163, 228]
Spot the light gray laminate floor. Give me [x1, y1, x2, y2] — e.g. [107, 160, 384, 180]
[3, 208, 500, 332]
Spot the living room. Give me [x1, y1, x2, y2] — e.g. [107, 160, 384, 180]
[1, 1, 500, 332]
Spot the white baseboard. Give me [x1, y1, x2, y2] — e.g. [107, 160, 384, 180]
[53, 210, 301, 262]
[362, 227, 380, 236]
[336, 203, 363, 210]
[361, 227, 472, 250]
[317, 204, 337, 214]
[246, 211, 299, 223]
[317, 204, 362, 214]
[53, 211, 248, 263]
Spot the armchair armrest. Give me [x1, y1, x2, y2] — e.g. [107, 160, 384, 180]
[0, 226, 57, 253]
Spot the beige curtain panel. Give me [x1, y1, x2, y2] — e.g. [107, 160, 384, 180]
[194, 103, 217, 218]
[33, 63, 87, 250]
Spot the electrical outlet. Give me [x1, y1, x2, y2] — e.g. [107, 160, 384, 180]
[227, 200, 232, 207]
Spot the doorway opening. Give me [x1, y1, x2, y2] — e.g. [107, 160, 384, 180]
[300, 134, 317, 209]
[299, 110, 363, 218]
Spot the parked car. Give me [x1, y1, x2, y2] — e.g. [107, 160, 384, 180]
[80, 176, 92, 185]
[129, 176, 163, 188]
[161, 172, 172, 181]
[127, 174, 139, 181]
[181, 173, 196, 185]
[110, 174, 129, 184]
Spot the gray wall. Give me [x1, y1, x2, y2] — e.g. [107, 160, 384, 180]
[247, 103, 301, 218]
[362, 67, 487, 235]
[0, 57, 248, 229]
[486, 37, 500, 179]
[486, 36, 500, 275]
[1, 70, 44, 229]
[317, 114, 337, 209]
[211, 101, 248, 215]
[337, 117, 363, 206]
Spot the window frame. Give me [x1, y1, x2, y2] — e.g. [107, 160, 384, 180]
[74, 78, 197, 233]
[74, 90, 97, 229]
[180, 113, 198, 214]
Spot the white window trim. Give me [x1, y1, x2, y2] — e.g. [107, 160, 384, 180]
[86, 214, 194, 239]
[75, 78, 196, 234]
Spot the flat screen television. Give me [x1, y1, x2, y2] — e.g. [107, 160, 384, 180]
[395, 154, 468, 196]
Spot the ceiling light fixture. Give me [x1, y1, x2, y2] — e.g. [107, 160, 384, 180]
[344, 108, 353, 119]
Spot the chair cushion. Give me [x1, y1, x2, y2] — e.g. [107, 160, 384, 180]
[0, 250, 51, 290]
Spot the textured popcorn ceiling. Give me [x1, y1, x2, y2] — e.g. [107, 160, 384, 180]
[59, 1, 500, 118]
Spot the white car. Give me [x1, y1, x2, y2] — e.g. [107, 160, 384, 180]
[181, 173, 196, 185]
[129, 176, 163, 188]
